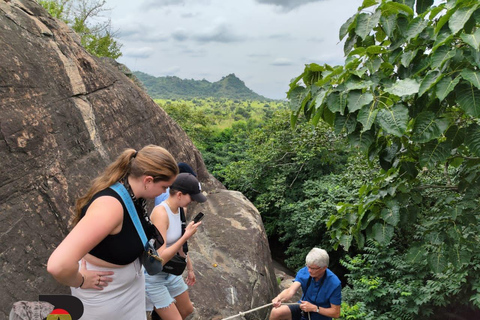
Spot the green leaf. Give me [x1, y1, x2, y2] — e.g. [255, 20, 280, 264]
[419, 140, 451, 168]
[412, 111, 449, 143]
[376, 104, 409, 137]
[435, 9, 454, 34]
[358, 102, 378, 132]
[347, 91, 374, 112]
[381, 1, 414, 16]
[460, 69, 480, 90]
[428, 250, 447, 273]
[334, 114, 357, 134]
[449, 3, 480, 35]
[405, 16, 428, 41]
[381, 200, 400, 226]
[339, 14, 357, 41]
[355, 10, 382, 40]
[339, 234, 353, 251]
[465, 124, 480, 157]
[445, 125, 466, 149]
[416, 0, 434, 14]
[435, 75, 460, 101]
[326, 92, 347, 115]
[418, 70, 442, 97]
[366, 45, 386, 54]
[432, 32, 454, 53]
[406, 246, 427, 264]
[401, 49, 419, 68]
[380, 14, 397, 38]
[348, 130, 375, 151]
[431, 46, 456, 69]
[460, 28, 480, 50]
[456, 83, 480, 117]
[384, 78, 420, 97]
[371, 222, 394, 245]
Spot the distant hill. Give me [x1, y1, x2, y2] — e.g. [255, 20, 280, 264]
[133, 71, 269, 100]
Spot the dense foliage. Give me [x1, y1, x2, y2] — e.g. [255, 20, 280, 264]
[39, 0, 122, 59]
[136, 72, 268, 100]
[287, 0, 480, 318]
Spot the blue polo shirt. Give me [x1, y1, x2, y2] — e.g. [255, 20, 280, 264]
[295, 267, 342, 320]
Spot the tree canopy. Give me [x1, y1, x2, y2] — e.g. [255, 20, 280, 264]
[287, 0, 480, 317]
[40, 0, 122, 59]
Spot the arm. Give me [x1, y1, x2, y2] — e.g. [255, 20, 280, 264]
[150, 205, 201, 263]
[299, 302, 341, 319]
[300, 284, 342, 318]
[272, 281, 302, 307]
[47, 196, 120, 288]
[185, 252, 196, 285]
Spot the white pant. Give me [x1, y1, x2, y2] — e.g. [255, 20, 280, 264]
[71, 259, 146, 320]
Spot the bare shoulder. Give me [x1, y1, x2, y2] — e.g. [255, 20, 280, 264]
[85, 194, 123, 222]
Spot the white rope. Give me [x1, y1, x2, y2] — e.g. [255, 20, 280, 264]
[220, 302, 306, 320]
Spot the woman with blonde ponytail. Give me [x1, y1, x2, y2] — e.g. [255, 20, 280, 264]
[48, 145, 180, 319]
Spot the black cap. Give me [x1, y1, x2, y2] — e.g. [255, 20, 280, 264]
[171, 173, 207, 203]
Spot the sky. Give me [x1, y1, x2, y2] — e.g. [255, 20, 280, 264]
[106, 0, 364, 100]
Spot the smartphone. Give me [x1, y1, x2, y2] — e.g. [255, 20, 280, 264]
[193, 212, 205, 223]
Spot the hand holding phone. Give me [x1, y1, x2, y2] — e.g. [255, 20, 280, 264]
[193, 212, 205, 223]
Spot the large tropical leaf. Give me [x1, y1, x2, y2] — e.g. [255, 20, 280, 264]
[411, 111, 450, 143]
[428, 249, 447, 273]
[376, 104, 409, 137]
[358, 103, 378, 132]
[381, 200, 400, 226]
[449, 3, 480, 35]
[384, 78, 420, 97]
[355, 10, 382, 40]
[419, 140, 451, 168]
[418, 70, 442, 97]
[348, 129, 375, 152]
[456, 83, 480, 117]
[347, 90, 374, 112]
[461, 69, 480, 90]
[371, 222, 394, 245]
[380, 14, 397, 38]
[416, 0, 434, 14]
[405, 16, 428, 41]
[406, 246, 427, 265]
[445, 125, 466, 149]
[435, 75, 460, 101]
[334, 113, 357, 134]
[326, 91, 347, 115]
[401, 49, 419, 68]
[460, 28, 480, 50]
[465, 124, 480, 157]
[431, 46, 456, 69]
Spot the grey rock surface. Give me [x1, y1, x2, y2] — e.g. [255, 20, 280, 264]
[0, 0, 278, 318]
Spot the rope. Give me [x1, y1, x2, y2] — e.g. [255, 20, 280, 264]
[220, 302, 308, 320]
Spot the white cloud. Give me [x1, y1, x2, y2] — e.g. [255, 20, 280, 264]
[271, 58, 294, 66]
[110, 0, 363, 99]
[123, 47, 155, 59]
[255, 0, 324, 11]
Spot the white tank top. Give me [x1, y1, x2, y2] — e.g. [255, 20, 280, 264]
[160, 201, 182, 247]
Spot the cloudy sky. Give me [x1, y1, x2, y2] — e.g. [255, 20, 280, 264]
[107, 0, 363, 100]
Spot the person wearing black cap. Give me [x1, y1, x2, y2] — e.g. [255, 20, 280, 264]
[154, 162, 197, 206]
[145, 173, 207, 320]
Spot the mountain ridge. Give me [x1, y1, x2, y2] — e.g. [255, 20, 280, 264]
[133, 71, 270, 100]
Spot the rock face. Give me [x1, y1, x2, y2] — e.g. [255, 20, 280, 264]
[0, 0, 278, 318]
[188, 190, 278, 320]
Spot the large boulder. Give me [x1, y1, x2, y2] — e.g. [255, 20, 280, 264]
[188, 190, 278, 320]
[0, 0, 278, 318]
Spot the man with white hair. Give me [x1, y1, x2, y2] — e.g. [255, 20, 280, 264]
[269, 248, 341, 320]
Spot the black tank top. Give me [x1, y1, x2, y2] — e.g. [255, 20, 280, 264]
[81, 188, 153, 265]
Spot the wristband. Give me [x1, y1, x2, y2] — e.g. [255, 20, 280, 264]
[316, 306, 320, 313]
[76, 274, 85, 288]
